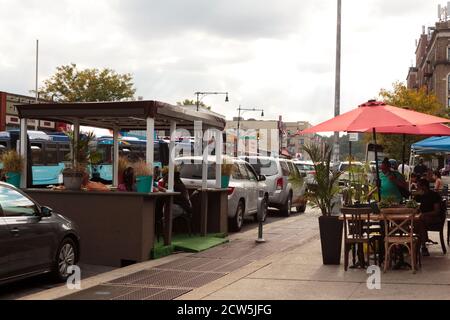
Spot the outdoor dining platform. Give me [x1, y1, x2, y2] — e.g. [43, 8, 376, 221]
[15, 100, 229, 268]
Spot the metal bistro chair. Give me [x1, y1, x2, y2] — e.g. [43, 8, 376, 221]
[383, 211, 421, 274]
[424, 199, 447, 254]
[342, 207, 379, 271]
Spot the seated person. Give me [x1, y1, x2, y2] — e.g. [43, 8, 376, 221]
[433, 170, 443, 191]
[410, 173, 418, 191]
[118, 167, 136, 192]
[414, 178, 444, 256]
[172, 171, 193, 218]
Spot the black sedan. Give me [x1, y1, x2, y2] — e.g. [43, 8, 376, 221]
[0, 182, 80, 285]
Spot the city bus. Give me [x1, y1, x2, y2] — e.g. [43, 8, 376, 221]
[91, 136, 170, 182]
[0, 130, 69, 186]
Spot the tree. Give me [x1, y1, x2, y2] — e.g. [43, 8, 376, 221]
[177, 99, 211, 110]
[40, 63, 136, 102]
[371, 82, 446, 161]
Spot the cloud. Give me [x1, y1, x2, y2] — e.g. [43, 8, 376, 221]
[115, 0, 313, 40]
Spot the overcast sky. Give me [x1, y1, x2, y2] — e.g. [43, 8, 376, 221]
[0, 0, 446, 125]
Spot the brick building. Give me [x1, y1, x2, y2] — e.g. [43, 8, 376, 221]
[407, 21, 450, 108]
[284, 121, 320, 160]
[0, 91, 63, 131]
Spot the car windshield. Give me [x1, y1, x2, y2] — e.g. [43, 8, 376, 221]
[244, 158, 278, 176]
[296, 163, 314, 171]
[178, 162, 216, 180]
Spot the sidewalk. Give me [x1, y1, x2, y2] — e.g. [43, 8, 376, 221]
[180, 216, 450, 300]
[20, 209, 320, 300]
[20, 208, 450, 300]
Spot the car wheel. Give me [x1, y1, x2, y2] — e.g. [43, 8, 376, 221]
[254, 197, 268, 222]
[53, 237, 78, 282]
[296, 204, 306, 213]
[230, 200, 245, 232]
[281, 193, 292, 217]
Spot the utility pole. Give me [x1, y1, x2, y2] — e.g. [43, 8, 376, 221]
[333, 0, 342, 166]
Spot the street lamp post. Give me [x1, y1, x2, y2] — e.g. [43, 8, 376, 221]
[333, 0, 342, 165]
[236, 106, 264, 157]
[195, 91, 229, 112]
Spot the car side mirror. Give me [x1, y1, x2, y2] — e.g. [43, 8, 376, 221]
[258, 175, 266, 182]
[301, 172, 307, 178]
[41, 206, 53, 217]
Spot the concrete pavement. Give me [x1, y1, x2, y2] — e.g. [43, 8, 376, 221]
[18, 207, 450, 300]
[179, 210, 450, 300]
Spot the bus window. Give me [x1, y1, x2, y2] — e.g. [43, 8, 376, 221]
[154, 144, 161, 163]
[58, 143, 71, 163]
[45, 143, 58, 165]
[31, 143, 44, 165]
[97, 144, 112, 164]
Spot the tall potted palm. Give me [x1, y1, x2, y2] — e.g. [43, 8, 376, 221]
[62, 131, 99, 190]
[303, 143, 343, 265]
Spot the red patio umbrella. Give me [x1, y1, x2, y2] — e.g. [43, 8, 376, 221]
[301, 100, 450, 200]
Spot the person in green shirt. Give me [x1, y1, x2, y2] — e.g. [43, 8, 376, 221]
[370, 158, 408, 203]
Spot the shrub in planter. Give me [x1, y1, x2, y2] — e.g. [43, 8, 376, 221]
[133, 160, 153, 193]
[1, 150, 24, 187]
[302, 143, 343, 265]
[221, 157, 234, 188]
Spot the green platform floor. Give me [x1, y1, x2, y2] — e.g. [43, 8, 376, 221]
[151, 233, 228, 259]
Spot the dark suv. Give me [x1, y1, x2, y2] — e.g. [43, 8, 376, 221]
[0, 182, 80, 285]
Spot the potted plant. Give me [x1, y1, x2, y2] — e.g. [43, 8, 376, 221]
[303, 143, 343, 265]
[221, 157, 234, 188]
[62, 130, 97, 190]
[133, 160, 153, 193]
[1, 150, 24, 188]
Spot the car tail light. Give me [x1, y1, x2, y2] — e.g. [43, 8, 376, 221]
[276, 177, 283, 190]
[227, 187, 235, 195]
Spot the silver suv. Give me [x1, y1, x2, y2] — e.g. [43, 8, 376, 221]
[240, 156, 307, 216]
[176, 156, 269, 232]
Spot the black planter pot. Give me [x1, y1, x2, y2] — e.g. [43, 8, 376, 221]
[319, 215, 343, 265]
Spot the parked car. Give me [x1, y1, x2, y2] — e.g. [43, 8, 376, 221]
[294, 160, 316, 186]
[240, 156, 307, 216]
[0, 182, 80, 285]
[175, 156, 269, 232]
[338, 161, 364, 185]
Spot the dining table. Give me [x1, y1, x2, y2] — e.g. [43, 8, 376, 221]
[339, 206, 422, 270]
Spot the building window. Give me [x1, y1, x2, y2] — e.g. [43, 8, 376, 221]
[448, 47, 450, 61]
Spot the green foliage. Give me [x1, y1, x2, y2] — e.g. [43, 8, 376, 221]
[302, 143, 342, 216]
[177, 99, 211, 110]
[321, 134, 365, 161]
[376, 82, 446, 160]
[406, 199, 419, 209]
[40, 63, 136, 102]
[341, 162, 375, 205]
[0, 150, 23, 173]
[378, 196, 400, 209]
[63, 130, 100, 173]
